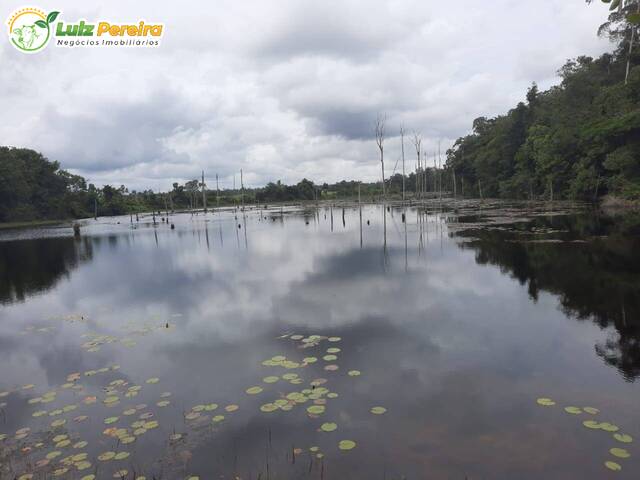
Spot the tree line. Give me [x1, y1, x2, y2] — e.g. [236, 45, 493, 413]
[444, 0, 640, 201]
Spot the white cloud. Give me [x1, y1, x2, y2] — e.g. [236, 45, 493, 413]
[0, 0, 611, 190]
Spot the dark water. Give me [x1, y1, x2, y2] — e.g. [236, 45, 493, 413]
[1, 203, 639, 480]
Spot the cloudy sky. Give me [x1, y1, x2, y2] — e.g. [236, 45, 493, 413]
[1, 0, 612, 191]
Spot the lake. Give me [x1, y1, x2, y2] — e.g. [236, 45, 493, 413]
[1, 201, 639, 479]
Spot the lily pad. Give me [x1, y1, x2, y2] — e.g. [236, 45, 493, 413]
[536, 398, 555, 406]
[246, 386, 263, 395]
[320, 422, 337, 432]
[601, 423, 620, 432]
[583, 407, 599, 415]
[338, 439, 356, 450]
[370, 406, 387, 415]
[613, 433, 633, 444]
[583, 420, 600, 429]
[307, 405, 325, 415]
[260, 403, 278, 413]
[610, 448, 630, 459]
[146, 377, 159, 384]
[225, 404, 239, 412]
[104, 417, 119, 425]
[212, 415, 225, 422]
[605, 461, 622, 471]
[98, 451, 116, 461]
[263, 376, 279, 384]
[114, 452, 130, 460]
[328, 337, 341, 342]
[347, 370, 361, 377]
[564, 406, 582, 415]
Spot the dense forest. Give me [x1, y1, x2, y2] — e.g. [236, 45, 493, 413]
[0, 147, 398, 223]
[446, 1, 640, 201]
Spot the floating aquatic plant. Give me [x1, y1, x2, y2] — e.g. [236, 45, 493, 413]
[338, 440, 356, 450]
[370, 406, 387, 415]
[564, 406, 582, 415]
[605, 461, 622, 471]
[613, 433, 633, 444]
[320, 422, 337, 432]
[609, 448, 630, 459]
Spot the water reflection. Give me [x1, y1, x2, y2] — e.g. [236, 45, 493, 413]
[0, 204, 639, 479]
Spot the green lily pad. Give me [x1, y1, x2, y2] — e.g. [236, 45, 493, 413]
[583, 420, 600, 429]
[246, 386, 263, 395]
[583, 407, 599, 415]
[338, 439, 356, 451]
[327, 348, 341, 354]
[114, 452, 130, 460]
[320, 422, 337, 432]
[303, 357, 318, 364]
[263, 376, 279, 384]
[601, 423, 620, 432]
[613, 433, 633, 444]
[564, 406, 582, 415]
[307, 405, 325, 415]
[260, 403, 278, 413]
[212, 415, 225, 422]
[610, 448, 630, 459]
[536, 398, 555, 406]
[157, 401, 170, 407]
[146, 378, 159, 384]
[328, 337, 341, 342]
[323, 355, 338, 361]
[370, 406, 387, 415]
[98, 451, 116, 461]
[104, 417, 119, 425]
[605, 461, 622, 471]
[347, 370, 361, 377]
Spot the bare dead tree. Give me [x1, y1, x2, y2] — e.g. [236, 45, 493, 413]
[412, 132, 422, 199]
[375, 114, 387, 200]
[201, 170, 207, 213]
[400, 125, 406, 203]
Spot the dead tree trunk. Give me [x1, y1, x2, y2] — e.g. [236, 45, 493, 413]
[375, 114, 387, 201]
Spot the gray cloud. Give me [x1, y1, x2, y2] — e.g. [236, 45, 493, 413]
[0, 0, 612, 191]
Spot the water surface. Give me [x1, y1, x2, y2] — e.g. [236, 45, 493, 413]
[1, 203, 639, 479]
